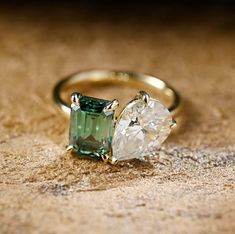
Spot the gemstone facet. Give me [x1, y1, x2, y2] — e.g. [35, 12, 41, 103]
[112, 98, 172, 161]
[69, 96, 114, 158]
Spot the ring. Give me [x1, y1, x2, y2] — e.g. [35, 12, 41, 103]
[53, 70, 181, 164]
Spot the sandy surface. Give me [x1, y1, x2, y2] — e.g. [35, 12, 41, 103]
[0, 4, 235, 234]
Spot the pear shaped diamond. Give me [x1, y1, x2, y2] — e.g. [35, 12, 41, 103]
[112, 98, 173, 161]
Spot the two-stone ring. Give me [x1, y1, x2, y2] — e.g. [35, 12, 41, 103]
[53, 70, 181, 164]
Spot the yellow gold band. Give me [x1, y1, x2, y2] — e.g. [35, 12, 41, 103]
[53, 70, 181, 116]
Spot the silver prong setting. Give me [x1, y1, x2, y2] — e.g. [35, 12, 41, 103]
[136, 90, 150, 105]
[170, 119, 177, 128]
[103, 99, 119, 116]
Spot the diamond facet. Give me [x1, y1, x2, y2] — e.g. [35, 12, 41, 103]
[112, 98, 172, 161]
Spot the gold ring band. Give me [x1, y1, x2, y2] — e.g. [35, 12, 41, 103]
[53, 70, 181, 116]
[53, 69, 181, 163]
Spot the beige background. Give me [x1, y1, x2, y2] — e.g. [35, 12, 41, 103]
[0, 4, 235, 234]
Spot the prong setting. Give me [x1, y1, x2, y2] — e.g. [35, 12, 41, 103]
[109, 157, 118, 165]
[136, 90, 150, 105]
[100, 153, 110, 163]
[103, 99, 119, 116]
[66, 145, 74, 152]
[67, 89, 176, 164]
[170, 119, 177, 128]
[71, 92, 82, 108]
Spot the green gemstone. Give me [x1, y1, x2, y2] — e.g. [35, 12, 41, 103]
[69, 95, 114, 158]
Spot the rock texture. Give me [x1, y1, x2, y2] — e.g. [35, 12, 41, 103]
[0, 4, 235, 234]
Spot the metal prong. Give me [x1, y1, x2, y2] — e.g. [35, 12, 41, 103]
[170, 119, 177, 128]
[66, 145, 74, 152]
[103, 99, 119, 116]
[136, 91, 150, 104]
[109, 157, 118, 165]
[71, 92, 82, 105]
[101, 154, 110, 163]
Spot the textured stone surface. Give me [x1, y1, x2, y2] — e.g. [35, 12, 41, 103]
[113, 98, 172, 161]
[0, 4, 235, 234]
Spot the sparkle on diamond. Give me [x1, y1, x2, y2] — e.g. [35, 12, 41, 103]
[112, 98, 172, 161]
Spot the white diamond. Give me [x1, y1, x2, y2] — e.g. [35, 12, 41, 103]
[112, 98, 172, 161]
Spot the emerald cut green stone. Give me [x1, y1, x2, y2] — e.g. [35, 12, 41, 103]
[69, 95, 114, 158]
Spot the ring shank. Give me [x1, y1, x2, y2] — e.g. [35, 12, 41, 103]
[53, 70, 181, 116]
